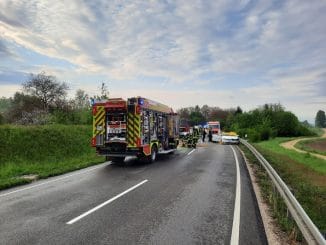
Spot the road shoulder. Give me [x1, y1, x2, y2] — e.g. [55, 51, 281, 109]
[238, 147, 288, 245]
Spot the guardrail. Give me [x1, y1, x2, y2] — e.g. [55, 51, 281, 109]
[240, 139, 326, 245]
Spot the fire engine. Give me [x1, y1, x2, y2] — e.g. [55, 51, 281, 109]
[91, 97, 179, 164]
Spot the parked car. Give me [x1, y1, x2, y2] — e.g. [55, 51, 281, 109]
[221, 132, 240, 145]
[212, 133, 221, 143]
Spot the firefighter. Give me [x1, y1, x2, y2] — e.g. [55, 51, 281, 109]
[208, 128, 212, 142]
[202, 128, 207, 142]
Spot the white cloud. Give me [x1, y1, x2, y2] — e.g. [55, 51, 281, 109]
[0, 84, 22, 97]
[0, 0, 325, 122]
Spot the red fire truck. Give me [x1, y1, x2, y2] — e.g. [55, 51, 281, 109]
[92, 97, 179, 164]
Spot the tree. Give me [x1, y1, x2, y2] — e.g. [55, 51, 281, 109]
[7, 92, 46, 124]
[23, 72, 68, 111]
[200, 105, 210, 120]
[234, 106, 243, 115]
[0, 113, 4, 124]
[100, 82, 109, 99]
[73, 89, 90, 109]
[315, 110, 326, 128]
[0, 97, 12, 113]
[189, 111, 205, 126]
[209, 107, 229, 121]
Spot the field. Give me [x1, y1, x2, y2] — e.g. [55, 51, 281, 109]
[0, 125, 105, 190]
[252, 138, 326, 232]
[295, 138, 326, 156]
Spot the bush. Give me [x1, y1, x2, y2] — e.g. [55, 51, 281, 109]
[259, 126, 272, 141]
[0, 113, 4, 125]
[230, 104, 315, 141]
[296, 124, 316, 137]
[248, 128, 261, 142]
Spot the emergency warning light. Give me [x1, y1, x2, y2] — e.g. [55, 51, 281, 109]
[138, 98, 144, 105]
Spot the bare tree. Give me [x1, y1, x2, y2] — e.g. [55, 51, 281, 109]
[73, 89, 90, 109]
[100, 82, 109, 99]
[201, 104, 210, 120]
[23, 72, 68, 111]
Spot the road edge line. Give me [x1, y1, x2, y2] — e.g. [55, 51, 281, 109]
[230, 146, 241, 245]
[0, 163, 110, 198]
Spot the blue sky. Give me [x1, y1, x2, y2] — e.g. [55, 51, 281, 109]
[0, 0, 325, 123]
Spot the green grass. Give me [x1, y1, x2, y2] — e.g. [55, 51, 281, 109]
[257, 137, 326, 174]
[295, 138, 326, 156]
[248, 138, 326, 233]
[0, 124, 105, 190]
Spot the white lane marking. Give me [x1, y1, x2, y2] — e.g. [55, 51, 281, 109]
[230, 146, 241, 245]
[187, 149, 196, 156]
[66, 179, 148, 225]
[0, 163, 110, 198]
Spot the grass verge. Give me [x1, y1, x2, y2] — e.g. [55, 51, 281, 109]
[0, 124, 105, 190]
[240, 138, 326, 242]
[259, 138, 326, 174]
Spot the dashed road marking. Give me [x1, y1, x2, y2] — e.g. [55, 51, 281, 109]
[187, 149, 196, 156]
[66, 179, 148, 225]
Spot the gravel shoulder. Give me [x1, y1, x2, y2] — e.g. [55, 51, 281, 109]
[239, 149, 289, 245]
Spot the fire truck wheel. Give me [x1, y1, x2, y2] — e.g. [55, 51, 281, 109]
[111, 157, 125, 164]
[148, 145, 157, 163]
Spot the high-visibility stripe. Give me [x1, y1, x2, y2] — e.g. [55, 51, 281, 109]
[95, 113, 105, 126]
[127, 112, 140, 147]
[93, 106, 105, 138]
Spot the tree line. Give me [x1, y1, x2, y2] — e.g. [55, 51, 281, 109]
[177, 103, 324, 142]
[0, 72, 108, 125]
[0, 72, 324, 142]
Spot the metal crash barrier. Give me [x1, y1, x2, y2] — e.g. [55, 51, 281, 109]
[241, 139, 325, 245]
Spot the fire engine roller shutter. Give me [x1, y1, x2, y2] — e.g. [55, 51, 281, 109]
[93, 105, 105, 137]
[127, 112, 140, 147]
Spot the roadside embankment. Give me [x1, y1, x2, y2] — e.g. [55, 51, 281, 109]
[255, 138, 325, 239]
[0, 124, 104, 190]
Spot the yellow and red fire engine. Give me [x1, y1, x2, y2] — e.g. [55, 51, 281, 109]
[92, 97, 179, 163]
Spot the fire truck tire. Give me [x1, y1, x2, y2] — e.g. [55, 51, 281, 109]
[148, 145, 157, 163]
[111, 157, 125, 164]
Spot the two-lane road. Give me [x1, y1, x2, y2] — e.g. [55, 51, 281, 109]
[0, 143, 267, 244]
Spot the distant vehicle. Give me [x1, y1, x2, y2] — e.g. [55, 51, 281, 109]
[91, 97, 179, 163]
[179, 126, 190, 138]
[212, 133, 221, 143]
[221, 132, 240, 145]
[208, 121, 221, 143]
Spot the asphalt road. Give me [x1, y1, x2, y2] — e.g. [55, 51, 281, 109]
[0, 143, 267, 245]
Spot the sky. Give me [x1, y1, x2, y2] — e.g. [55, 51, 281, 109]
[0, 0, 325, 123]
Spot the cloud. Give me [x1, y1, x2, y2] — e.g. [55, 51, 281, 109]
[0, 70, 29, 85]
[0, 0, 325, 122]
[0, 38, 17, 60]
[0, 84, 22, 97]
[1, 1, 325, 78]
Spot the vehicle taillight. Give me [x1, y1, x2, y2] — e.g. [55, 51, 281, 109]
[91, 137, 96, 146]
[92, 106, 97, 115]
